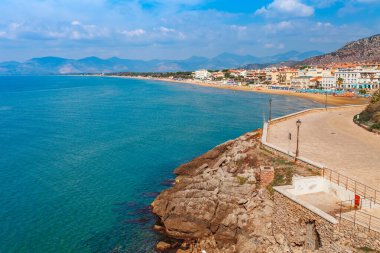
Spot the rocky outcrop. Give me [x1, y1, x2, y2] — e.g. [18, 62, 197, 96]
[151, 130, 370, 252]
[302, 34, 380, 65]
[151, 130, 292, 252]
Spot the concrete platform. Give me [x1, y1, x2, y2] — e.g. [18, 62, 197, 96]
[298, 192, 341, 215]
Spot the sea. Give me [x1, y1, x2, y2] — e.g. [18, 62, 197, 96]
[0, 76, 321, 252]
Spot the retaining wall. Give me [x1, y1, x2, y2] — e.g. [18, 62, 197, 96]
[274, 191, 380, 252]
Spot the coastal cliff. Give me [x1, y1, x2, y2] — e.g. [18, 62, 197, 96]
[151, 130, 370, 253]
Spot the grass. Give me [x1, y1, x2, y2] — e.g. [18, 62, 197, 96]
[267, 166, 296, 196]
[272, 157, 294, 166]
[356, 247, 380, 253]
[236, 176, 248, 185]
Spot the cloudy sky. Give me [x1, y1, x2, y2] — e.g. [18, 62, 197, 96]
[0, 0, 380, 61]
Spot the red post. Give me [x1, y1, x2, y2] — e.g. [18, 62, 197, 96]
[355, 195, 360, 208]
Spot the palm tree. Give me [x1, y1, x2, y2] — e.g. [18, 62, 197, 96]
[336, 77, 344, 90]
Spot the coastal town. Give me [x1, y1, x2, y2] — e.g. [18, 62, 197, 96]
[112, 63, 380, 102]
[193, 63, 380, 91]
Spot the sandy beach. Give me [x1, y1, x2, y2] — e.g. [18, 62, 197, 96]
[112, 76, 370, 106]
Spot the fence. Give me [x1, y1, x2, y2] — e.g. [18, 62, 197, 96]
[323, 168, 380, 205]
[262, 105, 380, 233]
[338, 200, 380, 233]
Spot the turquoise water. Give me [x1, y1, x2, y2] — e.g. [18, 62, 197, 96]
[0, 76, 321, 252]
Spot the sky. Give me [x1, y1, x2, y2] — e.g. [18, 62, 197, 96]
[0, 0, 380, 61]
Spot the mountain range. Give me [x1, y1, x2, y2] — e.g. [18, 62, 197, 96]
[0, 51, 322, 75]
[2, 33, 380, 75]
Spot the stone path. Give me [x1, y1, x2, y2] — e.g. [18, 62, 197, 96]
[267, 107, 380, 189]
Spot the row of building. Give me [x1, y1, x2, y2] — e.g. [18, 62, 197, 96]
[193, 65, 380, 90]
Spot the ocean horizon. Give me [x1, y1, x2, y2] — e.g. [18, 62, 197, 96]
[0, 76, 322, 252]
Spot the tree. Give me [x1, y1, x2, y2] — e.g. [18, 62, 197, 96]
[336, 77, 344, 90]
[315, 80, 321, 89]
[224, 72, 232, 79]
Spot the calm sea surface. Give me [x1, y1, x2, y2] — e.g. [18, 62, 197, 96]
[0, 76, 321, 252]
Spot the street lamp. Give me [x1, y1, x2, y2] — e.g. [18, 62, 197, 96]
[325, 91, 328, 110]
[295, 119, 302, 163]
[268, 97, 272, 121]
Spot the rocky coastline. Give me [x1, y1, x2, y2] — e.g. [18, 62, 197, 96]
[150, 129, 375, 253]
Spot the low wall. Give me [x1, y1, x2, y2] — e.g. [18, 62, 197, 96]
[273, 191, 380, 252]
[269, 104, 366, 126]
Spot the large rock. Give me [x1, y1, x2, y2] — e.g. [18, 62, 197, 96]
[152, 131, 278, 251]
[156, 241, 172, 252]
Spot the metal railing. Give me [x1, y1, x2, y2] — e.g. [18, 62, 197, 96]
[322, 167, 380, 205]
[338, 200, 380, 233]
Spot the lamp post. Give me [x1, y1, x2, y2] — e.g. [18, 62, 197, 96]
[295, 119, 302, 163]
[268, 97, 272, 122]
[325, 91, 328, 110]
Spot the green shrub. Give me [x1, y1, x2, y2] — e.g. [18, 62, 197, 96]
[372, 122, 380, 130]
[358, 89, 380, 126]
[371, 89, 380, 104]
[359, 111, 372, 122]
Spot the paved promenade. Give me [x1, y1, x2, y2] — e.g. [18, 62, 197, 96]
[267, 106, 380, 189]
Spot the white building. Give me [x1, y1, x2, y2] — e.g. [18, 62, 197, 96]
[334, 68, 380, 89]
[194, 69, 211, 80]
[321, 76, 336, 89]
[291, 76, 314, 88]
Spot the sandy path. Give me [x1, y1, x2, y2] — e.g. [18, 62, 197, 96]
[267, 107, 380, 189]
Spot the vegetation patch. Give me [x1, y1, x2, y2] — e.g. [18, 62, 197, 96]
[267, 166, 296, 196]
[356, 247, 380, 253]
[236, 176, 248, 185]
[358, 89, 380, 130]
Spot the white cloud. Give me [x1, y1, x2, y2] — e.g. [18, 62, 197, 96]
[277, 21, 293, 29]
[264, 43, 285, 49]
[265, 43, 275, 48]
[264, 21, 294, 34]
[355, 0, 380, 3]
[71, 20, 81, 26]
[9, 23, 22, 31]
[70, 31, 82, 40]
[178, 32, 186, 40]
[121, 29, 146, 37]
[256, 0, 314, 17]
[158, 26, 175, 33]
[265, 43, 285, 49]
[230, 25, 247, 31]
[316, 22, 332, 28]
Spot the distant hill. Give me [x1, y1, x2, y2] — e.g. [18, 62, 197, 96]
[0, 50, 323, 75]
[302, 34, 380, 65]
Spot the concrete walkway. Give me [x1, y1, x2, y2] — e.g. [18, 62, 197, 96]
[267, 107, 380, 189]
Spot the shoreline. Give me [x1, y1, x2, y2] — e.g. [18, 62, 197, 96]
[108, 75, 370, 106]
